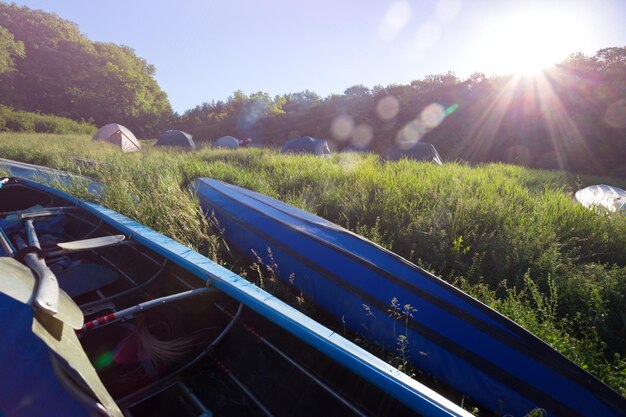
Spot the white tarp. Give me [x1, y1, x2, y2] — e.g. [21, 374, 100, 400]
[575, 184, 626, 213]
[92, 123, 141, 152]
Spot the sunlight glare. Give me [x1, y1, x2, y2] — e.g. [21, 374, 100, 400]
[352, 123, 374, 147]
[379, 1, 412, 41]
[420, 103, 446, 128]
[414, 22, 442, 51]
[436, 0, 462, 23]
[331, 115, 355, 141]
[396, 103, 448, 143]
[472, 8, 590, 75]
[604, 99, 626, 129]
[376, 95, 400, 120]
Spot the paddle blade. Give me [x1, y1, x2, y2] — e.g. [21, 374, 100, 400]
[57, 234, 125, 251]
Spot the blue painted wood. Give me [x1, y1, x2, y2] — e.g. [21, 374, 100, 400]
[0, 158, 102, 195]
[19, 178, 472, 417]
[0, 292, 95, 417]
[192, 177, 626, 417]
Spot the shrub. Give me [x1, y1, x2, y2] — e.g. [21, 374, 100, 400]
[0, 105, 95, 134]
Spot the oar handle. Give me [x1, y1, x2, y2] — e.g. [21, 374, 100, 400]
[15, 226, 60, 315]
[80, 287, 213, 332]
[29, 254, 60, 314]
[24, 219, 40, 248]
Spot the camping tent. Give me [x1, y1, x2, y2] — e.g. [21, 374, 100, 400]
[575, 184, 626, 213]
[280, 136, 331, 156]
[92, 124, 141, 152]
[214, 136, 240, 149]
[155, 130, 196, 150]
[381, 142, 443, 165]
[343, 144, 371, 153]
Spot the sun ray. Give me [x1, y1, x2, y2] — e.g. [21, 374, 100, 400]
[456, 68, 601, 174]
[533, 72, 600, 172]
[457, 76, 520, 161]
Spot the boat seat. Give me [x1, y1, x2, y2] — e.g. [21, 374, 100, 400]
[57, 263, 118, 297]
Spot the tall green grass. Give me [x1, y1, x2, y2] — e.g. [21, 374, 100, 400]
[0, 105, 96, 134]
[1, 132, 625, 395]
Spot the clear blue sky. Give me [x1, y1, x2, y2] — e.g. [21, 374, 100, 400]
[9, 0, 626, 114]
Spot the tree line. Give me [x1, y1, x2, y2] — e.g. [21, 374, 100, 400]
[0, 2, 624, 176]
[0, 2, 172, 137]
[179, 49, 625, 177]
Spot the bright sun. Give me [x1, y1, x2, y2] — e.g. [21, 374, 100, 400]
[472, 8, 590, 76]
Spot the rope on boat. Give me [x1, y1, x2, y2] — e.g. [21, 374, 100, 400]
[13, 231, 59, 315]
[115, 303, 244, 408]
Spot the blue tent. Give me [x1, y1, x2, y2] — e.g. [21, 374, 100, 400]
[155, 130, 196, 150]
[281, 136, 331, 156]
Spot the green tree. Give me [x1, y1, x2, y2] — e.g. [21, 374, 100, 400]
[0, 2, 172, 136]
[0, 25, 24, 73]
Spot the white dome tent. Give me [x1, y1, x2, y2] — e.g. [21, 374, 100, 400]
[213, 136, 240, 149]
[92, 123, 141, 152]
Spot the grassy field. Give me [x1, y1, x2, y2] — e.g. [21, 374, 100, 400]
[1, 132, 625, 396]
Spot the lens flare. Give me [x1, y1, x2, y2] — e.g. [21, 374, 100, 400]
[331, 115, 355, 141]
[352, 124, 374, 147]
[420, 103, 446, 128]
[436, 0, 462, 23]
[376, 96, 400, 120]
[338, 153, 362, 173]
[445, 103, 459, 116]
[378, 1, 412, 41]
[435, 0, 463, 22]
[604, 99, 626, 129]
[94, 351, 114, 369]
[414, 22, 441, 51]
[397, 119, 427, 143]
[459, 73, 597, 172]
[396, 102, 451, 144]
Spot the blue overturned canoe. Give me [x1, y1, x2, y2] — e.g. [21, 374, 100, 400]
[0, 176, 471, 417]
[193, 178, 626, 417]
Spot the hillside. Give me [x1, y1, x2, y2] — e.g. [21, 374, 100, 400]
[1, 132, 624, 396]
[0, 2, 172, 136]
[1, 3, 624, 177]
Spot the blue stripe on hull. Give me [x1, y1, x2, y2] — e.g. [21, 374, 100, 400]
[193, 178, 626, 417]
[0, 293, 95, 417]
[0, 158, 102, 195]
[20, 178, 473, 417]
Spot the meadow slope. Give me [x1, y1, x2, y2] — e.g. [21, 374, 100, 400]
[1, 132, 625, 396]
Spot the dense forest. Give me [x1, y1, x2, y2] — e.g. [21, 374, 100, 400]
[0, 2, 624, 176]
[179, 53, 626, 177]
[0, 2, 172, 136]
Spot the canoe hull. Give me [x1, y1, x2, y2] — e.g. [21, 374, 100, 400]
[193, 178, 626, 417]
[1, 177, 471, 417]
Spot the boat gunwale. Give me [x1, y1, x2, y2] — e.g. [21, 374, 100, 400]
[12, 177, 473, 417]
